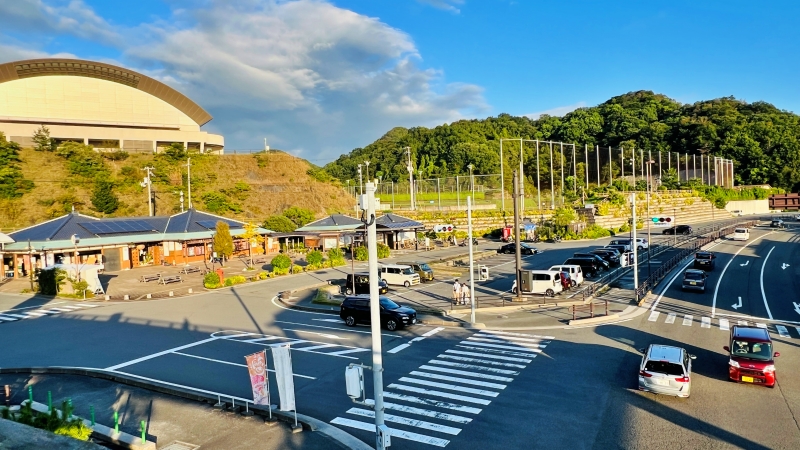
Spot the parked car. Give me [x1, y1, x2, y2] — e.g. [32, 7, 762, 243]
[590, 249, 621, 266]
[694, 251, 716, 270]
[378, 264, 420, 287]
[563, 257, 602, 277]
[770, 219, 785, 229]
[663, 225, 693, 235]
[605, 244, 629, 256]
[681, 269, 708, 292]
[549, 264, 584, 286]
[339, 295, 417, 331]
[573, 253, 610, 271]
[397, 261, 434, 282]
[637, 344, 696, 398]
[497, 243, 541, 255]
[724, 325, 780, 387]
[608, 239, 632, 252]
[558, 271, 572, 290]
[610, 238, 648, 251]
[731, 228, 749, 241]
[511, 270, 563, 296]
[344, 273, 389, 295]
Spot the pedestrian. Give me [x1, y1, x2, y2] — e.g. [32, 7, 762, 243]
[461, 281, 470, 305]
[452, 279, 461, 304]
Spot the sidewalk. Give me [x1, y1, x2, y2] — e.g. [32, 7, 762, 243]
[0, 372, 353, 450]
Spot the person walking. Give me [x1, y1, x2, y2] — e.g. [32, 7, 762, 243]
[461, 281, 470, 305]
[452, 279, 461, 305]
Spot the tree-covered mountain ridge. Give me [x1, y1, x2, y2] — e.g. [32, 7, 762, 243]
[325, 91, 800, 192]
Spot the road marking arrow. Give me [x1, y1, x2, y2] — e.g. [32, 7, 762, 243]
[740, 260, 749, 267]
[732, 297, 743, 310]
[782, 263, 791, 270]
[794, 302, 800, 316]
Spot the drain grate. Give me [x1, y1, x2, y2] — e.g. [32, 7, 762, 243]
[161, 442, 200, 450]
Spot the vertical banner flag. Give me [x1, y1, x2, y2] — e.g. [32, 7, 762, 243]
[271, 344, 296, 412]
[244, 350, 269, 405]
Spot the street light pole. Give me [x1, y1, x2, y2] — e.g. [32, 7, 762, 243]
[365, 161, 370, 181]
[631, 190, 639, 301]
[468, 196, 476, 324]
[513, 171, 522, 302]
[536, 141, 541, 211]
[499, 139, 505, 213]
[70, 234, 81, 282]
[358, 165, 363, 195]
[645, 160, 655, 279]
[468, 164, 474, 201]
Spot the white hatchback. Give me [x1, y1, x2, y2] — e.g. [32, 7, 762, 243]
[732, 228, 749, 241]
[637, 344, 696, 398]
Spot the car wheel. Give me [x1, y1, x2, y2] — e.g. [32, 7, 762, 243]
[345, 287, 353, 295]
[385, 319, 398, 331]
[545, 289, 554, 297]
[404, 281, 411, 288]
[571, 280, 577, 288]
[345, 316, 356, 327]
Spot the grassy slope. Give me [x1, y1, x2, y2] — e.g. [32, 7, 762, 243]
[2, 149, 354, 229]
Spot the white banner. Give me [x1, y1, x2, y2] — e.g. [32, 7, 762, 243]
[271, 344, 296, 412]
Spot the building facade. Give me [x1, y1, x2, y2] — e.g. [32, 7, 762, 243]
[0, 58, 223, 153]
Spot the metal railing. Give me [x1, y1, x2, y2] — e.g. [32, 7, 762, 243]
[570, 299, 609, 320]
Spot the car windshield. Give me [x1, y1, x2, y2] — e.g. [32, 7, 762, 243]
[731, 340, 773, 361]
[696, 254, 712, 260]
[379, 298, 400, 310]
[419, 263, 431, 271]
[644, 360, 684, 376]
[402, 268, 415, 275]
[684, 272, 704, 280]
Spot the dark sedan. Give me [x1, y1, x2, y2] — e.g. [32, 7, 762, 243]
[663, 225, 693, 235]
[591, 249, 621, 266]
[498, 243, 541, 255]
[574, 253, 610, 271]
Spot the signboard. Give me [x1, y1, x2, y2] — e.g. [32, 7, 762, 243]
[651, 216, 675, 228]
[244, 350, 270, 405]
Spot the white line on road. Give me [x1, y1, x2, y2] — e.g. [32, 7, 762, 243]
[312, 318, 342, 323]
[109, 369, 252, 403]
[648, 311, 660, 322]
[283, 329, 345, 340]
[21, 312, 46, 317]
[665, 313, 676, 324]
[346, 408, 462, 436]
[171, 352, 317, 379]
[387, 384, 492, 405]
[796, 327, 800, 337]
[457, 341, 541, 353]
[0, 301, 66, 314]
[720, 318, 730, 331]
[759, 246, 776, 320]
[444, 349, 532, 363]
[466, 337, 546, 349]
[330, 417, 450, 448]
[422, 327, 446, 337]
[437, 354, 528, 368]
[454, 345, 539, 359]
[397, 377, 500, 397]
[409, 371, 507, 390]
[652, 240, 724, 312]
[274, 320, 396, 337]
[419, 365, 514, 382]
[712, 232, 775, 318]
[479, 330, 555, 340]
[0, 315, 19, 321]
[387, 344, 411, 354]
[682, 315, 693, 326]
[701, 317, 711, 328]
[427, 360, 519, 375]
[104, 337, 221, 371]
[776, 325, 789, 338]
[476, 332, 550, 344]
[364, 399, 473, 423]
[325, 348, 371, 356]
[382, 392, 482, 414]
[295, 343, 339, 351]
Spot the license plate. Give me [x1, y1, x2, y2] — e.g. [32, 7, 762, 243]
[742, 376, 754, 383]
[653, 378, 669, 386]
[689, 282, 696, 285]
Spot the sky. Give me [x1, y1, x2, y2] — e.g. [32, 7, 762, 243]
[1, 0, 798, 164]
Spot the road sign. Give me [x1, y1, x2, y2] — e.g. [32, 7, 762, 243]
[651, 216, 674, 227]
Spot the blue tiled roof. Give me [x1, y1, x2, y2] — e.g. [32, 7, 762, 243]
[375, 213, 423, 230]
[296, 214, 363, 232]
[9, 213, 101, 242]
[165, 209, 245, 234]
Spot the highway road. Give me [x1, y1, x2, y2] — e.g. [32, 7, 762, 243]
[0, 217, 798, 449]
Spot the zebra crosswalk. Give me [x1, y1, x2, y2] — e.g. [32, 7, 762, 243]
[0, 303, 100, 323]
[215, 332, 371, 359]
[647, 310, 800, 338]
[330, 329, 553, 447]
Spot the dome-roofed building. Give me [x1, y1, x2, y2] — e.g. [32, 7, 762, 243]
[0, 58, 223, 153]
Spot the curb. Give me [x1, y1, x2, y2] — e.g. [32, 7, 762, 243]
[568, 314, 620, 326]
[0, 367, 369, 450]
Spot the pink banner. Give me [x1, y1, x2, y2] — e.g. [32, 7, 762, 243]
[244, 350, 269, 405]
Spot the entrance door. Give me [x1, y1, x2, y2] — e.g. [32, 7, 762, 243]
[103, 248, 122, 272]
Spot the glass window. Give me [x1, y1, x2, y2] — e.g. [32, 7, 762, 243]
[419, 263, 431, 271]
[731, 340, 773, 360]
[402, 268, 415, 275]
[644, 360, 684, 376]
[695, 253, 712, 260]
[379, 298, 399, 310]
[684, 272, 704, 280]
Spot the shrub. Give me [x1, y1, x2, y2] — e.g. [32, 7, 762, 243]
[70, 279, 89, 294]
[224, 275, 247, 286]
[291, 265, 304, 274]
[579, 224, 612, 240]
[377, 243, 390, 259]
[305, 263, 320, 271]
[258, 271, 268, 280]
[273, 267, 289, 276]
[619, 223, 631, 232]
[54, 421, 92, 441]
[37, 267, 67, 295]
[327, 248, 346, 266]
[271, 254, 292, 270]
[354, 245, 368, 261]
[204, 272, 221, 288]
[306, 250, 324, 266]
[263, 215, 297, 232]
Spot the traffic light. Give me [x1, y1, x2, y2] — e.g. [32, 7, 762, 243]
[651, 216, 674, 227]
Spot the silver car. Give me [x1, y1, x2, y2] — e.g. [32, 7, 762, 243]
[637, 344, 696, 398]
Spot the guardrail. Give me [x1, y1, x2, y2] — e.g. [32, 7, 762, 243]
[570, 299, 609, 320]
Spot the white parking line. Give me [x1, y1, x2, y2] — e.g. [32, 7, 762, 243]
[701, 317, 711, 328]
[719, 318, 730, 331]
[682, 315, 693, 326]
[775, 325, 789, 338]
[346, 408, 462, 435]
[387, 384, 492, 405]
[364, 399, 473, 423]
[444, 349, 532, 363]
[409, 371, 507, 390]
[648, 311, 660, 322]
[738, 320, 748, 326]
[665, 313, 676, 324]
[382, 392, 482, 414]
[0, 315, 19, 321]
[418, 365, 514, 382]
[330, 417, 450, 448]
[796, 327, 800, 337]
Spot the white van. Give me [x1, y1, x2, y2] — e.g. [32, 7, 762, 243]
[609, 239, 632, 252]
[549, 265, 584, 287]
[378, 264, 421, 287]
[732, 228, 749, 241]
[511, 270, 564, 297]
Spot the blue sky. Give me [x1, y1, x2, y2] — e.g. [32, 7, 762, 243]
[1, 0, 798, 163]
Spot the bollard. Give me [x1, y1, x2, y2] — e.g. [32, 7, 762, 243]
[90, 406, 95, 426]
[140, 420, 146, 444]
[123, 294, 129, 300]
[188, 288, 193, 294]
[28, 386, 32, 404]
[114, 411, 119, 434]
[105, 295, 110, 301]
[48, 391, 52, 412]
[169, 291, 174, 297]
[67, 398, 73, 418]
[4, 385, 9, 407]
[146, 293, 152, 299]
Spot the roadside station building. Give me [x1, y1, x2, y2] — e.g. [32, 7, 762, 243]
[0, 209, 271, 280]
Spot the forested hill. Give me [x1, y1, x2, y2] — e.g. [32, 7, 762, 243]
[324, 91, 800, 192]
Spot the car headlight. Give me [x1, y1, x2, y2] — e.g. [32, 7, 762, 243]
[763, 365, 775, 373]
[729, 359, 740, 368]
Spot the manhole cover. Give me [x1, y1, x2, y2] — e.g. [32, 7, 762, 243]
[161, 442, 200, 450]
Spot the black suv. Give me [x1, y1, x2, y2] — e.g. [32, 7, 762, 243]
[590, 249, 621, 266]
[564, 257, 602, 277]
[339, 295, 417, 331]
[694, 251, 716, 270]
[344, 273, 389, 295]
[770, 219, 785, 229]
[663, 225, 693, 235]
[573, 253, 610, 271]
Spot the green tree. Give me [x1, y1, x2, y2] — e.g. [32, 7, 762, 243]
[240, 222, 264, 266]
[263, 215, 297, 232]
[162, 142, 187, 162]
[213, 221, 235, 261]
[551, 207, 578, 227]
[270, 254, 292, 270]
[0, 133, 34, 199]
[32, 125, 54, 152]
[91, 180, 120, 214]
[282, 206, 316, 227]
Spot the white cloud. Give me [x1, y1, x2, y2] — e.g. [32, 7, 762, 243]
[525, 102, 587, 120]
[0, 0, 122, 46]
[416, 0, 465, 13]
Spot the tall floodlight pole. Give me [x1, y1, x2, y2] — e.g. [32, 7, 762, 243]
[365, 161, 370, 181]
[640, 149, 644, 182]
[468, 196, 476, 324]
[620, 146, 625, 180]
[631, 190, 639, 301]
[549, 142, 555, 209]
[685, 153, 689, 182]
[468, 164, 474, 200]
[499, 139, 505, 213]
[693, 155, 696, 180]
[536, 141, 541, 211]
[404, 147, 414, 210]
[358, 165, 363, 195]
[646, 160, 655, 279]
[658, 151, 662, 180]
[584, 144, 588, 194]
[519, 140, 524, 214]
[513, 171, 522, 301]
[609, 146, 613, 187]
[364, 181, 387, 450]
[700, 155, 704, 184]
[596, 145, 600, 186]
[632, 147, 636, 189]
[185, 158, 193, 209]
[573, 143, 577, 196]
[560, 142, 565, 206]
[668, 151, 671, 172]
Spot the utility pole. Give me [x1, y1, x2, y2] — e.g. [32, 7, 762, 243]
[468, 196, 476, 324]
[185, 158, 193, 209]
[499, 139, 505, 213]
[405, 147, 414, 210]
[631, 190, 639, 301]
[364, 181, 387, 450]
[549, 142, 555, 209]
[141, 167, 155, 216]
[536, 141, 541, 211]
[513, 171, 522, 301]
[358, 165, 363, 195]
[519, 140, 524, 215]
[560, 142, 564, 206]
